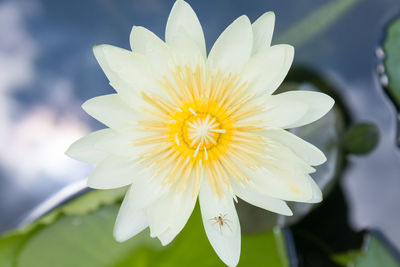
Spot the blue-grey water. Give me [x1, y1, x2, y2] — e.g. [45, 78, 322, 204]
[0, 0, 400, 252]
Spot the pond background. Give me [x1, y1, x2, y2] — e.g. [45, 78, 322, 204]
[0, 0, 400, 255]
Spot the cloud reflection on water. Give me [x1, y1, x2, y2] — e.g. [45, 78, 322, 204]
[0, 0, 90, 230]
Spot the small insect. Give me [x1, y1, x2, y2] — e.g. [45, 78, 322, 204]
[209, 213, 232, 233]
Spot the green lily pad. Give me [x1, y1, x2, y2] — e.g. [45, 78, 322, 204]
[383, 16, 400, 109]
[1, 194, 290, 267]
[0, 188, 126, 267]
[17, 205, 159, 267]
[18, 188, 126, 235]
[342, 123, 379, 155]
[0, 234, 27, 267]
[333, 233, 400, 267]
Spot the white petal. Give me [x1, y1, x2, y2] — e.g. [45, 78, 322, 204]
[129, 176, 168, 237]
[146, 196, 172, 237]
[277, 90, 335, 128]
[237, 142, 315, 202]
[114, 185, 148, 242]
[94, 131, 134, 158]
[252, 12, 275, 54]
[232, 182, 292, 216]
[257, 93, 308, 128]
[199, 180, 241, 267]
[130, 26, 172, 77]
[130, 174, 165, 209]
[87, 155, 138, 189]
[93, 45, 159, 106]
[93, 44, 134, 84]
[262, 128, 326, 166]
[65, 129, 112, 163]
[168, 28, 205, 71]
[94, 129, 156, 160]
[82, 94, 136, 129]
[248, 166, 313, 203]
[121, 174, 165, 237]
[242, 44, 294, 95]
[207, 15, 252, 75]
[267, 139, 316, 174]
[157, 187, 197, 245]
[166, 0, 206, 57]
[308, 176, 323, 203]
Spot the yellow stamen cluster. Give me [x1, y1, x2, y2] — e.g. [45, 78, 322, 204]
[134, 65, 268, 196]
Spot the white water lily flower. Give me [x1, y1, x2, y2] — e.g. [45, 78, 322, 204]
[66, 1, 334, 266]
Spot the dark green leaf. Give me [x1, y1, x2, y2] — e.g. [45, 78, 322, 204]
[1, 198, 289, 266]
[0, 234, 26, 267]
[342, 123, 379, 155]
[0, 188, 126, 267]
[383, 16, 400, 109]
[332, 233, 400, 267]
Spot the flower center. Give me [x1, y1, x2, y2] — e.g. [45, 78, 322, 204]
[183, 113, 225, 151]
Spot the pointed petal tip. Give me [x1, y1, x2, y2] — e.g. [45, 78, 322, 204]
[166, 0, 206, 57]
[86, 177, 127, 190]
[92, 44, 107, 59]
[318, 93, 335, 120]
[237, 14, 251, 24]
[64, 145, 73, 157]
[251, 11, 276, 53]
[315, 196, 323, 203]
[113, 233, 127, 243]
[64, 145, 79, 160]
[208, 13, 252, 74]
[169, 0, 195, 21]
[81, 98, 91, 113]
[86, 178, 102, 190]
[327, 94, 335, 109]
[81, 98, 97, 118]
[92, 44, 102, 51]
[159, 235, 173, 246]
[318, 91, 335, 106]
[317, 153, 328, 166]
[63, 129, 116, 164]
[279, 207, 293, 216]
[129, 25, 146, 41]
[223, 254, 240, 267]
[131, 25, 142, 31]
[150, 230, 157, 238]
[258, 11, 275, 22]
[280, 204, 293, 216]
[307, 91, 335, 123]
[308, 178, 323, 203]
[173, 0, 188, 7]
[159, 239, 168, 246]
[309, 194, 323, 204]
[113, 225, 136, 243]
[170, 0, 194, 20]
[277, 208, 293, 216]
[284, 44, 295, 57]
[274, 43, 294, 57]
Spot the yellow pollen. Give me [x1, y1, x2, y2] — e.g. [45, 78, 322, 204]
[134, 64, 268, 196]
